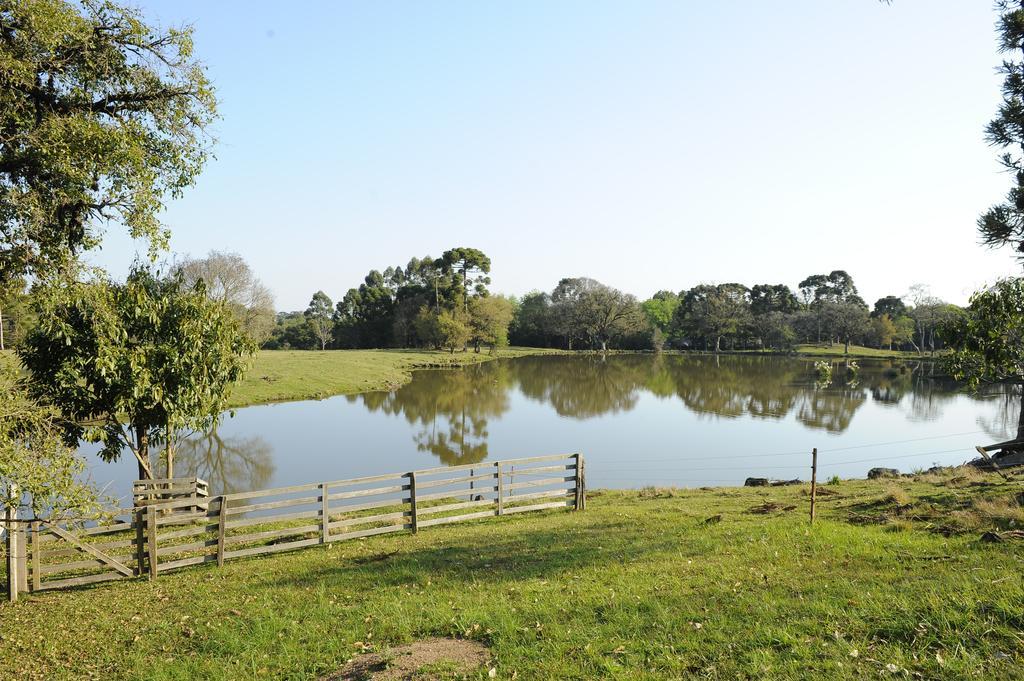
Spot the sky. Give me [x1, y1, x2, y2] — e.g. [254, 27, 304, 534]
[90, 0, 1022, 310]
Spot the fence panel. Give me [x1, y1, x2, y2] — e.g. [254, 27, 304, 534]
[5, 453, 584, 599]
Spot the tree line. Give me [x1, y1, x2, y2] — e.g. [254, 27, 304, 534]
[256, 251, 959, 355]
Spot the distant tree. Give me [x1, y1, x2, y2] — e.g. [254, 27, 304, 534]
[510, 291, 555, 347]
[978, 2, 1024, 259]
[439, 247, 491, 312]
[823, 300, 871, 354]
[436, 308, 472, 353]
[750, 284, 800, 315]
[412, 307, 443, 349]
[20, 265, 256, 480]
[872, 295, 907, 319]
[870, 313, 898, 350]
[672, 283, 751, 352]
[305, 291, 334, 350]
[468, 295, 514, 352]
[578, 283, 643, 353]
[641, 291, 681, 331]
[550, 277, 598, 350]
[751, 311, 796, 350]
[0, 0, 217, 281]
[177, 251, 276, 344]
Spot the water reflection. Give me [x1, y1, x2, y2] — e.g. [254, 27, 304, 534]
[175, 430, 275, 495]
[353, 355, 982, 463]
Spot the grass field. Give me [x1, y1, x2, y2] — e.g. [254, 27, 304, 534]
[226, 348, 560, 408]
[792, 344, 927, 359]
[3, 468, 1022, 680]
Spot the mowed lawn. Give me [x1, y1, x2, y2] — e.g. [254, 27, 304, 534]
[3, 470, 1023, 680]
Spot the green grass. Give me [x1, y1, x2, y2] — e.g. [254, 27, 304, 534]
[792, 344, 925, 359]
[4, 470, 1023, 680]
[227, 348, 560, 408]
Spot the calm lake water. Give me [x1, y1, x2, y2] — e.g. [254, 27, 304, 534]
[87, 355, 1018, 504]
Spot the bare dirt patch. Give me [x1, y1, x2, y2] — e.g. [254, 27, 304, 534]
[323, 637, 491, 680]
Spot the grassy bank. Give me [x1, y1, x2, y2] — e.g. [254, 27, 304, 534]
[3, 469, 1023, 680]
[227, 348, 560, 408]
[792, 343, 927, 359]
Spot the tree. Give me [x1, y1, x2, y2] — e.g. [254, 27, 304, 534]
[436, 308, 471, 353]
[0, 276, 32, 350]
[0, 361, 101, 518]
[438, 247, 491, 312]
[872, 295, 907, 319]
[978, 2, 1024, 259]
[578, 283, 644, 353]
[0, 0, 217, 281]
[468, 295, 514, 352]
[550, 277, 597, 350]
[821, 300, 870, 354]
[19, 265, 256, 480]
[870, 313, 897, 350]
[672, 283, 751, 352]
[305, 291, 333, 350]
[750, 284, 799, 315]
[510, 291, 555, 347]
[177, 251, 276, 344]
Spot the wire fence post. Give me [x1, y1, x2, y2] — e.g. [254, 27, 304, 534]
[810, 447, 818, 524]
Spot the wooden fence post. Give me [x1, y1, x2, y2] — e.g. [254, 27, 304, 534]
[573, 454, 586, 511]
[31, 520, 41, 592]
[146, 506, 158, 579]
[408, 472, 418, 534]
[320, 484, 329, 544]
[15, 521, 27, 596]
[134, 508, 146, 576]
[217, 496, 227, 567]
[496, 462, 504, 515]
[810, 448, 818, 524]
[5, 483, 18, 602]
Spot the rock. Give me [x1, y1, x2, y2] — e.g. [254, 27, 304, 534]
[744, 477, 769, 487]
[867, 467, 900, 479]
[770, 478, 801, 486]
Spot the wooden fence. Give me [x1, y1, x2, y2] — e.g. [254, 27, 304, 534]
[4, 453, 584, 601]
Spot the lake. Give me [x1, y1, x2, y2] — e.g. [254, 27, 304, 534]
[86, 354, 1018, 504]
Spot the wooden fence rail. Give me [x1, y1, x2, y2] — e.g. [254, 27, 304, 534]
[4, 453, 584, 600]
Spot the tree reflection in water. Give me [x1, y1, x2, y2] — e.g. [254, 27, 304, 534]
[174, 430, 275, 495]
[353, 355, 1000, 463]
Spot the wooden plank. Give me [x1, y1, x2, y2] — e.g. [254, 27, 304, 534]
[160, 554, 218, 572]
[327, 497, 410, 515]
[505, 489, 574, 504]
[503, 463, 575, 476]
[413, 453, 572, 478]
[414, 488, 497, 504]
[38, 557, 134, 576]
[416, 498, 496, 517]
[36, 521, 134, 542]
[222, 537, 321, 561]
[328, 524, 409, 542]
[225, 508, 321, 529]
[223, 481, 321, 502]
[327, 485, 409, 502]
[322, 472, 407, 489]
[155, 511, 213, 527]
[503, 500, 574, 515]
[328, 511, 408, 531]
[156, 538, 218, 557]
[506, 476, 575, 492]
[37, 571, 126, 591]
[225, 494, 320, 515]
[135, 509, 145, 576]
[417, 510, 497, 528]
[156, 524, 219, 542]
[43, 523, 134, 578]
[6, 495, 19, 602]
[225, 525, 320, 547]
[414, 472, 498, 490]
[409, 472, 418, 534]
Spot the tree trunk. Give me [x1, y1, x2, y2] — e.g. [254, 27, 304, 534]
[844, 337, 850, 355]
[165, 425, 174, 479]
[0, 303, 4, 351]
[601, 338, 607, 353]
[715, 336, 721, 353]
[135, 429, 152, 480]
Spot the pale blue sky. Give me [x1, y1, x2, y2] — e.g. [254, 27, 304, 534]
[91, 1, 1020, 310]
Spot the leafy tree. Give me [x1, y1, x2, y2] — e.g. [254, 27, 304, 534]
[264, 311, 317, 350]
[672, 283, 751, 352]
[0, 276, 32, 349]
[943, 279, 1024, 389]
[438, 247, 491, 312]
[305, 291, 333, 350]
[0, 360, 101, 518]
[468, 295, 514, 352]
[822, 300, 870, 354]
[436, 308, 471, 353]
[177, 251, 276, 344]
[750, 284, 799, 315]
[578, 283, 644, 353]
[751, 311, 795, 350]
[19, 265, 256, 480]
[550, 277, 597, 350]
[509, 291, 555, 347]
[978, 2, 1024, 258]
[870, 313, 898, 350]
[413, 307, 443, 349]
[872, 295, 907, 319]
[0, 0, 217, 280]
